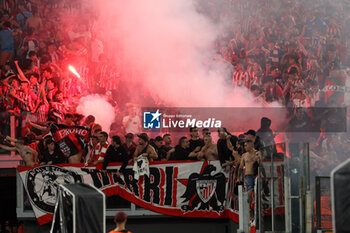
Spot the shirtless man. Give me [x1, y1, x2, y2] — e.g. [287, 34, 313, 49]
[28, 116, 82, 164]
[0, 136, 38, 167]
[197, 135, 218, 161]
[237, 140, 265, 217]
[25, 9, 42, 32]
[133, 133, 158, 161]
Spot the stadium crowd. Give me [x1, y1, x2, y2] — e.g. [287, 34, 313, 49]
[0, 0, 350, 230]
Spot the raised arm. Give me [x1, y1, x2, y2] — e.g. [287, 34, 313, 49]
[237, 154, 245, 182]
[27, 120, 48, 131]
[14, 61, 29, 82]
[166, 148, 175, 160]
[0, 144, 18, 151]
[2, 74, 17, 88]
[147, 146, 158, 160]
[188, 146, 201, 158]
[5, 136, 17, 143]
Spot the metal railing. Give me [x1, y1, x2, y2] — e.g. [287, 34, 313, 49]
[15, 170, 162, 219]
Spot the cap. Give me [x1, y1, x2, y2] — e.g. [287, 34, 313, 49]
[137, 133, 149, 142]
[244, 129, 256, 136]
[114, 211, 127, 223]
[125, 133, 134, 139]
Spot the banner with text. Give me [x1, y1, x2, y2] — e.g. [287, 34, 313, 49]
[18, 161, 239, 225]
[18, 160, 284, 225]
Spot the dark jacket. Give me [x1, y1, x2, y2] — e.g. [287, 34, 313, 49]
[43, 147, 65, 164]
[170, 145, 191, 161]
[103, 145, 129, 173]
[217, 135, 238, 165]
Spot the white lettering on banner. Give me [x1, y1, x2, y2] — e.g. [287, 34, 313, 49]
[58, 128, 88, 139]
[17, 160, 284, 226]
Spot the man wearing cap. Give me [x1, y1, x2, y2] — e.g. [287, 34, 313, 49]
[133, 133, 158, 161]
[150, 136, 166, 160]
[123, 133, 136, 160]
[244, 129, 263, 151]
[109, 211, 131, 233]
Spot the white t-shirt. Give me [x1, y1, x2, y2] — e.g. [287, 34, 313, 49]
[133, 156, 149, 180]
[122, 115, 141, 135]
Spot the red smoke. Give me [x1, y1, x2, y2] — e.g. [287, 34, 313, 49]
[83, 0, 287, 131]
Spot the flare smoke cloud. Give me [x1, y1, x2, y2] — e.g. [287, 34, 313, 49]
[77, 95, 115, 132]
[86, 0, 287, 130]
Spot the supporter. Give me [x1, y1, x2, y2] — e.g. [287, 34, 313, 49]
[122, 103, 141, 135]
[256, 117, 277, 148]
[0, 11, 20, 29]
[45, 78, 58, 101]
[25, 8, 42, 32]
[49, 91, 67, 122]
[17, 80, 34, 112]
[32, 83, 49, 124]
[251, 84, 266, 105]
[217, 128, 238, 169]
[197, 135, 218, 161]
[86, 135, 98, 164]
[123, 133, 136, 159]
[244, 129, 263, 151]
[201, 128, 211, 138]
[237, 140, 266, 220]
[159, 134, 173, 161]
[21, 28, 39, 59]
[102, 135, 129, 176]
[92, 131, 109, 166]
[133, 133, 158, 161]
[291, 90, 310, 108]
[16, 3, 32, 30]
[0, 135, 37, 166]
[62, 113, 74, 126]
[1, 61, 15, 78]
[0, 21, 20, 66]
[150, 136, 167, 160]
[36, 135, 52, 164]
[167, 136, 199, 161]
[91, 124, 102, 135]
[28, 72, 40, 97]
[188, 127, 204, 152]
[262, 76, 284, 103]
[27, 51, 39, 72]
[232, 63, 249, 87]
[82, 115, 95, 127]
[41, 139, 65, 165]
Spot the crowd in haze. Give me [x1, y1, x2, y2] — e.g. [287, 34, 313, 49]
[0, 0, 350, 231]
[0, 0, 348, 175]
